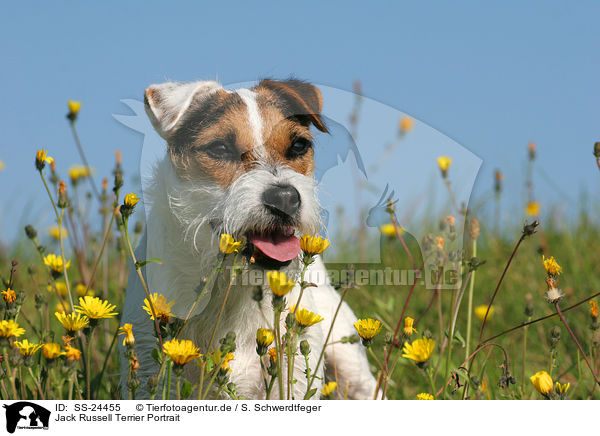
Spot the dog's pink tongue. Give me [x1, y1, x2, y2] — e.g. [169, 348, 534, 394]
[250, 231, 300, 262]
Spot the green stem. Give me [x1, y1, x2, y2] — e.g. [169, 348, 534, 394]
[165, 361, 172, 400]
[465, 238, 477, 361]
[176, 374, 181, 400]
[305, 285, 351, 399]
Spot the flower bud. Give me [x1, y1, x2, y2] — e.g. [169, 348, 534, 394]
[300, 340, 310, 357]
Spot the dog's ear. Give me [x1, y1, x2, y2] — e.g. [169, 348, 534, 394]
[256, 79, 328, 133]
[144, 81, 222, 139]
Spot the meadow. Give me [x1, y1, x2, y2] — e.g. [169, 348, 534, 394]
[0, 99, 599, 400]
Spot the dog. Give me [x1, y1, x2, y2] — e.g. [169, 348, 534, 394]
[121, 78, 379, 399]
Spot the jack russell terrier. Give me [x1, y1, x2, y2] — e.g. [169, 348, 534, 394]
[121, 79, 379, 399]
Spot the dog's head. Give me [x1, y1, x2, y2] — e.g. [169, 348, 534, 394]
[145, 79, 328, 269]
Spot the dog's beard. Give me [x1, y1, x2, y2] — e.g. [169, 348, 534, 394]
[166, 162, 323, 260]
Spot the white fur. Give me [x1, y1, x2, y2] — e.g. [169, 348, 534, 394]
[121, 81, 379, 400]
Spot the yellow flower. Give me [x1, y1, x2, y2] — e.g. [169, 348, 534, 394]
[47, 281, 69, 297]
[55, 312, 89, 332]
[267, 270, 295, 297]
[380, 223, 404, 238]
[435, 236, 445, 250]
[290, 305, 324, 328]
[417, 393, 434, 400]
[300, 234, 330, 256]
[47, 225, 69, 240]
[42, 343, 64, 360]
[142, 293, 175, 323]
[437, 156, 452, 175]
[354, 318, 382, 340]
[123, 193, 140, 208]
[221, 352, 234, 371]
[67, 100, 81, 116]
[403, 317, 417, 337]
[555, 381, 570, 395]
[74, 296, 118, 319]
[163, 339, 201, 366]
[74, 283, 94, 297]
[43, 254, 71, 274]
[68, 165, 92, 184]
[14, 339, 43, 356]
[219, 234, 242, 254]
[1, 288, 16, 304]
[0, 320, 25, 338]
[64, 345, 82, 361]
[526, 201, 540, 216]
[256, 328, 275, 347]
[530, 371, 553, 396]
[590, 301, 598, 318]
[321, 381, 338, 397]
[119, 323, 135, 347]
[402, 337, 435, 363]
[35, 149, 54, 170]
[267, 347, 277, 363]
[474, 305, 494, 322]
[399, 116, 414, 133]
[542, 255, 562, 276]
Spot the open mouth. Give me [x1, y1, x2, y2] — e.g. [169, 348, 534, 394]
[245, 226, 300, 269]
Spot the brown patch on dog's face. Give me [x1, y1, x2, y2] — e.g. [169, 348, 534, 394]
[165, 80, 327, 188]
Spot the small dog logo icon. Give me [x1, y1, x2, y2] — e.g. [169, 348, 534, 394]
[2, 402, 50, 433]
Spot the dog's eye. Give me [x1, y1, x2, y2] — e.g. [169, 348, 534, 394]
[203, 140, 240, 161]
[287, 138, 312, 158]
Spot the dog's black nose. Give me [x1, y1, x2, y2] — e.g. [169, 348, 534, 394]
[262, 184, 301, 217]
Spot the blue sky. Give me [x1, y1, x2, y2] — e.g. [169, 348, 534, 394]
[1, 1, 599, 241]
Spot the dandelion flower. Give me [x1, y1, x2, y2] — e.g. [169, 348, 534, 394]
[0, 320, 25, 338]
[67, 100, 81, 116]
[590, 301, 598, 318]
[163, 339, 201, 366]
[437, 156, 452, 177]
[64, 345, 82, 361]
[530, 371, 553, 396]
[542, 255, 562, 276]
[354, 318, 382, 342]
[142, 293, 174, 323]
[267, 347, 277, 363]
[321, 381, 337, 397]
[267, 270, 295, 297]
[417, 393, 434, 400]
[75, 283, 93, 297]
[219, 234, 242, 254]
[526, 202, 540, 216]
[402, 337, 435, 363]
[119, 323, 135, 347]
[55, 312, 89, 333]
[474, 305, 494, 322]
[300, 234, 330, 256]
[403, 317, 417, 337]
[68, 165, 92, 184]
[43, 254, 71, 275]
[120, 192, 140, 217]
[1, 288, 16, 304]
[256, 328, 275, 349]
[47, 225, 69, 240]
[555, 381, 570, 396]
[399, 116, 414, 133]
[290, 305, 324, 328]
[42, 343, 64, 360]
[47, 282, 68, 297]
[74, 296, 118, 320]
[35, 149, 54, 171]
[14, 339, 43, 356]
[380, 223, 404, 238]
